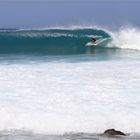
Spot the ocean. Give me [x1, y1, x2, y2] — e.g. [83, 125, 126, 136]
[0, 26, 140, 140]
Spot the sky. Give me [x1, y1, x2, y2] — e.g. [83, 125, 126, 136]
[0, 0, 139, 28]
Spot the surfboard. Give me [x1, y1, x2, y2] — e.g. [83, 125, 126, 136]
[86, 42, 97, 46]
[86, 38, 107, 47]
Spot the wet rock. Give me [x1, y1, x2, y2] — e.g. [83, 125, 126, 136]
[104, 129, 126, 136]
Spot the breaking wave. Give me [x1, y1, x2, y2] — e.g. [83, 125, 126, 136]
[0, 27, 110, 55]
[0, 26, 140, 55]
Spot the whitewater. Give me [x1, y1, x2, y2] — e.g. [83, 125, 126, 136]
[0, 26, 140, 140]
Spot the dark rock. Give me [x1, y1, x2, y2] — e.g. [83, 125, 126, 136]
[104, 129, 126, 136]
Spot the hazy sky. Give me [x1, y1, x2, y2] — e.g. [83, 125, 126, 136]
[0, 0, 139, 28]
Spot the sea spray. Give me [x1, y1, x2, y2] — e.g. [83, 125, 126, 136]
[107, 26, 140, 50]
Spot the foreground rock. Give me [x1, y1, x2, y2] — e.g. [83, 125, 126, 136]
[104, 129, 126, 136]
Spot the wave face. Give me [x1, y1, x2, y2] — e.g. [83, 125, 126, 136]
[0, 28, 110, 55]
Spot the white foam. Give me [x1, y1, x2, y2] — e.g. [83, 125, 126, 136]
[0, 59, 140, 134]
[107, 26, 140, 51]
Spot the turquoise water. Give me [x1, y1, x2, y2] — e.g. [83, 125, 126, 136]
[0, 28, 110, 54]
[0, 27, 140, 140]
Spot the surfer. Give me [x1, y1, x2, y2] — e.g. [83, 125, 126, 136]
[91, 37, 96, 44]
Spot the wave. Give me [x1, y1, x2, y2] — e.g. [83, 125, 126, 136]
[0, 26, 140, 55]
[0, 27, 110, 55]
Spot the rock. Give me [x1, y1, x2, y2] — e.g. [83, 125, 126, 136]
[104, 129, 126, 136]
